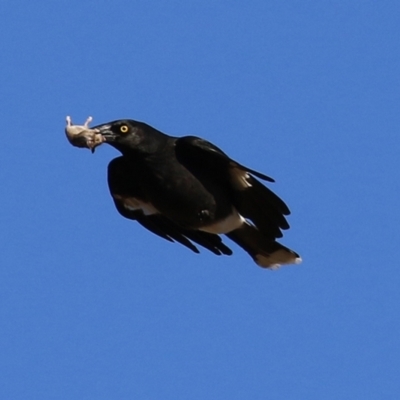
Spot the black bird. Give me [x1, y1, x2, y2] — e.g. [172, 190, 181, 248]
[92, 119, 301, 269]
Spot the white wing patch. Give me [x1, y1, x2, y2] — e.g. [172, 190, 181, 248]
[113, 194, 159, 216]
[230, 167, 252, 190]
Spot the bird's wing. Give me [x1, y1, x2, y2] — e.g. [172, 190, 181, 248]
[107, 157, 232, 256]
[174, 136, 275, 182]
[175, 136, 291, 240]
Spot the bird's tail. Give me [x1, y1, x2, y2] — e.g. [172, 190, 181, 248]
[226, 222, 301, 269]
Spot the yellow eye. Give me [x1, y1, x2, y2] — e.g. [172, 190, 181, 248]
[120, 125, 129, 133]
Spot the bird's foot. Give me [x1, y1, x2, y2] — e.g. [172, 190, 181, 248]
[65, 116, 104, 153]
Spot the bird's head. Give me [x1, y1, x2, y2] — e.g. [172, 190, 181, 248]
[92, 119, 169, 155]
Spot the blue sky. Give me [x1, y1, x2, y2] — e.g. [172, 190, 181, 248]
[1, 1, 400, 399]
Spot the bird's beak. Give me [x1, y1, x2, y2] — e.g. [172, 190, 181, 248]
[92, 123, 116, 142]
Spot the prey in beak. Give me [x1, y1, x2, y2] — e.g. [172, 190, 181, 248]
[89, 123, 116, 142]
[65, 116, 105, 153]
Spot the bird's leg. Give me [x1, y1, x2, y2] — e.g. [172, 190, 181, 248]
[65, 116, 104, 153]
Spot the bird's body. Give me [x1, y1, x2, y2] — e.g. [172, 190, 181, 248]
[90, 119, 301, 269]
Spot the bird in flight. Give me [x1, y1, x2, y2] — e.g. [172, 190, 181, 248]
[66, 117, 301, 269]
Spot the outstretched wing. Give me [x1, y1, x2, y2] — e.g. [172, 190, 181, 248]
[107, 156, 232, 256]
[174, 136, 291, 240]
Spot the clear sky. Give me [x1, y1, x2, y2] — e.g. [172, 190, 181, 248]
[1, 1, 399, 399]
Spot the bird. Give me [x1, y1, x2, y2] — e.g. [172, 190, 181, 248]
[90, 119, 301, 269]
